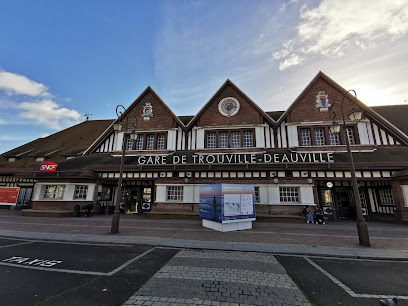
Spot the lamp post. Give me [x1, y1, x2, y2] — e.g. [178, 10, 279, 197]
[329, 90, 370, 247]
[111, 105, 137, 234]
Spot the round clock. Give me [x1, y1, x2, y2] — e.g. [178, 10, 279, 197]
[218, 97, 240, 117]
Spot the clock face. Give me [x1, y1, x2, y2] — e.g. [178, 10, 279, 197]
[218, 97, 240, 117]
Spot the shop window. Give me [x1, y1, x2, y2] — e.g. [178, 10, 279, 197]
[314, 128, 325, 146]
[44, 185, 65, 199]
[254, 186, 260, 203]
[379, 188, 395, 205]
[205, 129, 254, 149]
[74, 185, 88, 199]
[166, 186, 183, 201]
[279, 187, 300, 203]
[329, 131, 340, 145]
[300, 129, 311, 146]
[100, 186, 112, 200]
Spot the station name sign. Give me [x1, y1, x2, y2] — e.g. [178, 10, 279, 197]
[133, 152, 334, 165]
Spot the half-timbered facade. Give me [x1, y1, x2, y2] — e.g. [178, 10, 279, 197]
[1, 71, 408, 222]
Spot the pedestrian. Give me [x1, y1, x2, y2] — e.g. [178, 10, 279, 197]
[303, 205, 314, 223]
[314, 206, 325, 224]
[85, 204, 93, 217]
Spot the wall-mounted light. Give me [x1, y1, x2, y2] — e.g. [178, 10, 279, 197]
[307, 173, 313, 184]
[273, 173, 279, 184]
[184, 177, 189, 184]
[113, 121, 123, 132]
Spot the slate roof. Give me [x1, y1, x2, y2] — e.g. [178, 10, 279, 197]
[371, 105, 408, 136]
[0, 120, 113, 172]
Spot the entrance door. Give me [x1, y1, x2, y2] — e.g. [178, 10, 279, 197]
[335, 189, 352, 218]
[125, 189, 141, 214]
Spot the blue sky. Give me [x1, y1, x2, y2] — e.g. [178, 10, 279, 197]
[1, 0, 408, 154]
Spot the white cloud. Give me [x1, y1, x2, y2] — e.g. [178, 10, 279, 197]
[0, 70, 47, 96]
[273, 0, 408, 69]
[18, 100, 81, 130]
[0, 119, 7, 124]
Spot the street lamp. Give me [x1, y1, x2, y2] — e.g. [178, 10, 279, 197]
[111, 105, 137, 234]
[329, 90, 370, 247]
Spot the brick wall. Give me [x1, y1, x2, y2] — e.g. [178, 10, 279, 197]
[123, 90, 179, 130]
[197, 84, 264, 127]
[286, 77, 363, 123]
[33, 201, 93, 210]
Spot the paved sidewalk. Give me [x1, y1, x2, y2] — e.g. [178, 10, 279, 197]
[124, 250, 311, 306]
[0, 211, 407, 260]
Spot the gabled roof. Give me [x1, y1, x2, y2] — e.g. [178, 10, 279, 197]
[277, 71, 408, 145]
[186, 79, 276, 128]
[0, 120, 113, 171]
[84, 86, 187, 155]
[371, 105, 408, 136]
[115, 86, 186, 128]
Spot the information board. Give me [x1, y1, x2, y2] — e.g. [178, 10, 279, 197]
[199, 184, 255, 223]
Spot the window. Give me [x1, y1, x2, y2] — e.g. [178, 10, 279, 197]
[7, 158, 15, 162]
[299, 126, 359, 146]
[146, 135, 155, 150]
[254, 186, 260, 203]
[231, 131, 241, 148]
[346, 127, 356, 145]
[157, 134, 166, 150]
[379, 188, 395, 205]
[74, 185, 88, 199]
[207, 132, 216, 149]
[314, 128, 325, 146]
[136, 135, 144, 150]
[44, 185, 65, 199]
[100, 186, 112, 200]
[243, 131, 254, 148]
[329, 131, 340, 145]
[132, 133, 167, 150]
[300, 129, 311, 146]
[166, 186, 183, 201]
[126, 138, 134, 151]
[279, 187, 300, 203]
[205, 130, 255, 149]
[219, 132, 228, 148]
[35, 157, 45, 162]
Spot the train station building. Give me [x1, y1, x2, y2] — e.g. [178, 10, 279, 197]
[1, 71, 408, 222]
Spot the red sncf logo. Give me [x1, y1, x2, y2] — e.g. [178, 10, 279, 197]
[40, 161, 58, 171]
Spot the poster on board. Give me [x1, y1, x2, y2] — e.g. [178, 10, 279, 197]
[0, 187, 20, 206]
[199, 184, 255, 223]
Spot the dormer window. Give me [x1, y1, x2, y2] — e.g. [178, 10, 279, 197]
[205, 129, 254, 149]
[125, 133, 167, 151]
[7, 158, 16, 163]
[35, 157, 45, 162]
[298, 126, 358, 146]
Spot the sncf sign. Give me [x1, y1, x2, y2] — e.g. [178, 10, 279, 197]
[40, 161, 58, 171]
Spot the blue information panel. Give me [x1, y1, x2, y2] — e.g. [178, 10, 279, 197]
[199, 184, 255, 223]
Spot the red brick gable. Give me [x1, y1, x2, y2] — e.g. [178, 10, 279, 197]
[190, 80, 273, 128]
[284, 76, 362, 123]
[107, 87, 185, 132]
[120, 89, 181, 130]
